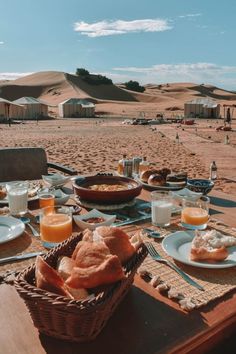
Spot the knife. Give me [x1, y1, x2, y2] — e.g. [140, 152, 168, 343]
[0, 251, 44, 265]
[114, 214, 151, 227]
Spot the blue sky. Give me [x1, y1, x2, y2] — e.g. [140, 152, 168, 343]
[0, 0, 236, 89]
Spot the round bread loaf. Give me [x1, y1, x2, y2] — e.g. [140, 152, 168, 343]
[140, 169, 159, 183]
[159, 168, 171, 179]
[148, 174, 166, 186]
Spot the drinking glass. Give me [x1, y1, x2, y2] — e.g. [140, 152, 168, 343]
[6, 181, 29, 216]
[38, 189, 55, 209]
[40, 206, 72, 248]
[181, 196, 209, 230]
[151, 191, 173, 227]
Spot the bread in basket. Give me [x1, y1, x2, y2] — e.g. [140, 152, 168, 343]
[15, 228, 147, 342]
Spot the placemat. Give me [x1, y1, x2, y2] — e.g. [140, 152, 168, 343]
[123, 218, 236, 310]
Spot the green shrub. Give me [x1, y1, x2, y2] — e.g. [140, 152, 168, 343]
[124, 80, 145, 92]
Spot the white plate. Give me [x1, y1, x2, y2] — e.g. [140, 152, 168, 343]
[137, 178, 186, 191]
[171, 188, 202, 202]
[73, 209, 116, 230]
[162, 231, 236, 269]
[0, 216, 25, 244]
[0, 181, 40, 205]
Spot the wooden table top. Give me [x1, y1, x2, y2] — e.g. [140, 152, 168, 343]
[1, 187, 236, 354]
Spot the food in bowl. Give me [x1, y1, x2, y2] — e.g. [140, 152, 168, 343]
[166, 172, 187, 187]
[73, 209, 116, 230]
[85, 217, 105, 224]
[88, 184, 129, 192]
[73, 175, 142, 204]
[148, 174, 166, 186]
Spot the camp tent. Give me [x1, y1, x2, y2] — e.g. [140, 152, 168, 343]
[13, 97, 48, 119]
[58, 98, 95, 118]
[184, 98, 220, 118]
[0, 98, 25, 119]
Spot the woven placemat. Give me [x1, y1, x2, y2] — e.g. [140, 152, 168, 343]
[123, 219, 236, 310]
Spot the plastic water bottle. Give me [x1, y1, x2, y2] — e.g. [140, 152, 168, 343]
[210, 161, 217, 180]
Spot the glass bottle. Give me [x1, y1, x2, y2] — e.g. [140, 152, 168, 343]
[175, 133, 180, 143]
[210, 161, 217, 180]
[139, 157, 150, 174]
[117, 154, 127, 175]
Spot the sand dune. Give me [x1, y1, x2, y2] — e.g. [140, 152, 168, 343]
[0, 71, 236, 117]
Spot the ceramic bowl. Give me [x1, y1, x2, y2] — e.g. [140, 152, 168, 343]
[73, 175, 142, 204]
[52, 189, 70, 205]
[42, 173, 71, 187]
[187, 179, 214, 195]
[73, 209, 116, 230]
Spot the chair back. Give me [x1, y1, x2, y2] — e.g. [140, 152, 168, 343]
[0, 147, 48, 182]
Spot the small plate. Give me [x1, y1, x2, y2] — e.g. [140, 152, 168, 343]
[0, 216, 25, 244]
[162, 231, 236, 269]
[171, 188, 202, 202]
[137, 178, 186, 191]
[42, 173, 71, 187]
[0, 181, 40, 205]
[73, 209, 116, 230]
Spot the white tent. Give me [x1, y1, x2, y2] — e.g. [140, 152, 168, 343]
[184, 98, 220, 118]
[58, 98, 95, 118]
[13, 97, 48, 119]
[0, 98, 25, 119]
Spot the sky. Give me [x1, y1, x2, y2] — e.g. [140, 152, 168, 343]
[0, 0, 236, 89]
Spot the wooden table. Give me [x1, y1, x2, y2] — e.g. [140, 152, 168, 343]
[1, 188, 236, 354]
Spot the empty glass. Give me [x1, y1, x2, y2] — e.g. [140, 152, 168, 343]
[6, 181, 29, 216]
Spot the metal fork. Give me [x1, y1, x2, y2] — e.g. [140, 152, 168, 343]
[145, 242, 204, 291]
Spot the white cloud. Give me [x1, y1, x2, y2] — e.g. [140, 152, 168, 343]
[112, 63, 236, 89]
[0, 72, 33, 80]
[0, 41, 4, 45]
[74, 19, 172, 37]
[178, 13, 202, 18]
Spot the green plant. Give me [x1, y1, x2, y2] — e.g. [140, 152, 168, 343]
[124, 80, 145, 93]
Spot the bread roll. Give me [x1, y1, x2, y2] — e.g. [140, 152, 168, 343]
[190, 247, 228, 262]
[148, 174, 165, 186]
[35, 256, 72, 297]
[95, 226, 136, 264]
[140, 169, 159, 183]
[66, 240, 125, 289]
[57, 256, 75, 281]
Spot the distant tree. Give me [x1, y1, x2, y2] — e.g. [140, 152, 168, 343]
[76, 68, 90, 76]
[83, 74, 113, 85]
[124, 80, 145, 93]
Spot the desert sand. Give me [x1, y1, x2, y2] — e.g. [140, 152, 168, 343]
[0, 71, 236, 197]
[0, 118, 236, 196]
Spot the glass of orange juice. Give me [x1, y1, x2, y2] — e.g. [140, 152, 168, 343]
[38, 189, 55, 209]
[181, 196, 209, 230]
[40, 206, 72, 248]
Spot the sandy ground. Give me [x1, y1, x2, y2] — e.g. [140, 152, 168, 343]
[0, 118, 236, 196]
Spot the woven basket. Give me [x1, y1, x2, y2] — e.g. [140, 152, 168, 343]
[15, 233, 147, 342]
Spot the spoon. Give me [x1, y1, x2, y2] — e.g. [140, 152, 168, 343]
[142, 228, 164, 239]
[20, 217, 40, 237]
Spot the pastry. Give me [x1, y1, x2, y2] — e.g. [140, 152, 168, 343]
[166, 172, 187, 186]
[66, 241, 125, 289]
[94, 226, 136, 264]
[0, 186, 7, 200]
[35, 256, 72, 297]
[159, 168, 171, 179]
[140, 169, 159, 183]
[57, 256, 76, 281]
[190, 231, 229, 262]
[148, 174, 166, 186]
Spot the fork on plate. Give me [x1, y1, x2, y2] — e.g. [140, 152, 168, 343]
[145, 242, 204, 291]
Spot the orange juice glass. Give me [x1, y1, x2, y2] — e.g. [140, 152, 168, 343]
[40, 206, 72, 248]
[38, 191, 55, 209]
[181, 196, 209, 230]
